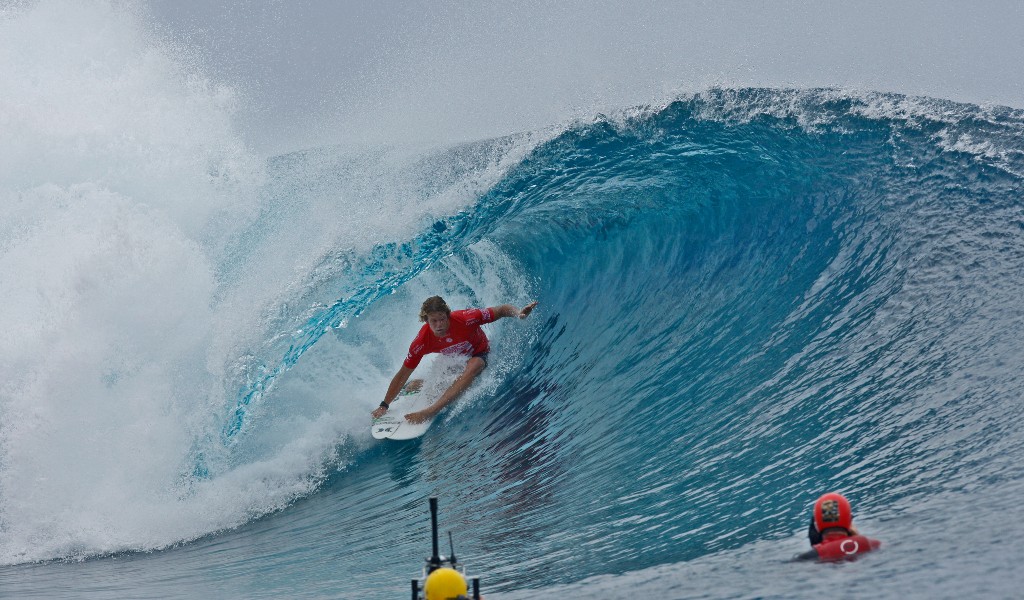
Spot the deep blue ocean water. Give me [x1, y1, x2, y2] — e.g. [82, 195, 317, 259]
[2, 8, 1024, 597]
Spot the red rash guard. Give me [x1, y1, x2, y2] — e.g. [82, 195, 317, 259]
[403, 308, 496, 369]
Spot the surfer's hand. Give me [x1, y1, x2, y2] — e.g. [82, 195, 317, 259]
[372, 405, 388, 419]
[405, 410, 432, 424]
[519, 301, 538, 318]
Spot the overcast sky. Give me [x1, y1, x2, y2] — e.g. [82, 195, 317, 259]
[144, 0, 1024, 155]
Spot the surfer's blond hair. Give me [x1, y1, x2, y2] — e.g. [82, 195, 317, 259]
[419, 296, 451, 322]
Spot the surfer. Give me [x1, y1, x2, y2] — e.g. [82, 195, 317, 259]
[371, 296, 539, 424]
[795, 492, 881, 561]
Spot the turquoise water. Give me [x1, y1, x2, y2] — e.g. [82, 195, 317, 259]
[3, 5, 1024, 597]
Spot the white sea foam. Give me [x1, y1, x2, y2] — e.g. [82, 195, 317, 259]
[0, 1, 541, 564]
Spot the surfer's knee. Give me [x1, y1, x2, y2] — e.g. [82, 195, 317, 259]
[466, 356, 486, 376]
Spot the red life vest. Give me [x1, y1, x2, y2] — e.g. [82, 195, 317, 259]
[814, 533, 881, 561]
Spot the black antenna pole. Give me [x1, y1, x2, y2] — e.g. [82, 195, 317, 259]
[448, 531, 457, 567]
[472, 577, 480, 600]
[411, 579, 419, 600]
[428, 497, 442, 572]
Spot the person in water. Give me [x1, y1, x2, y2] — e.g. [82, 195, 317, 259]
[371, 296, 538, 424]
[796, 492, 881, 561]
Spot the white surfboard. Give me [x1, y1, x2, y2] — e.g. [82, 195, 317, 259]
[371, 385, 437, 440]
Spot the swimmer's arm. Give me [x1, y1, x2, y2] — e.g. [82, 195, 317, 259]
[793, 549, 819, 561]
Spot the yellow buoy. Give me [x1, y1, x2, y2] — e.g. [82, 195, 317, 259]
[424, 567, 468, 600]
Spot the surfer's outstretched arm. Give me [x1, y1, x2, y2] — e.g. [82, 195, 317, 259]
[491, 301, 538, 320]
[372, 365, 414, 418]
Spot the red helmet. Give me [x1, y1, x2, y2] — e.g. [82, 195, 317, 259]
[814, 492, 853, 532]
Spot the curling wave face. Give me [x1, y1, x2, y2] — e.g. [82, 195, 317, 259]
[2, 9, 1024, 595]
